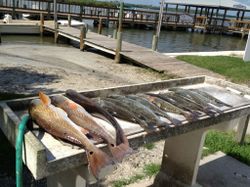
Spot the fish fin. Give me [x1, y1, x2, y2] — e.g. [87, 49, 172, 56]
[109, 142, 133, 162]
[39, 92, 51, 105]
[87, 149, 114, 179]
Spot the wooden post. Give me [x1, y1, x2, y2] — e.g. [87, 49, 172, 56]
[200, 7, 203, 16]
[152, 35, 158, 51]
[40, 13, 44, 36]
[236, 10, 240, 20]
[193, 7, 198, 26]
[241, 11, 245, 21]
[114, 2, 124, 63]
[54, 22, 59, 43]
[113, 29, 117, 39]
[0, 33, 2, 44]
[12, 0, 16, 19]
[80, 25, 86, 51]
[68, 14, 71, 27]
[115, 31, 122, 63]
[221, 9, 227, 27]
[118, 2, 124, 32]
[54, 0, 58, 30]
[80, 5, 83, 20]
[154, 0, 164, 51]
[98, 17, 103, 34]
[209, 8, 214, 25]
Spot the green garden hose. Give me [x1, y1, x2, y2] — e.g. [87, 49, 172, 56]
[16, 115, 29, 187]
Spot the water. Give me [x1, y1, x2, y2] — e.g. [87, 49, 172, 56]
[0, 26, 247, 53]
[90, 26, 247, 53]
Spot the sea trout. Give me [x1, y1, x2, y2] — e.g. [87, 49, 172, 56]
[140, 94, 197, 121]
[106, 95, 167, 129]
[190, 89, 232, 107]
[126, 94, 182, 125]
[29, 92, 113, 179]
[94, 98, 149, 128]
[169, 88, 221, 115]
[65, 89, 133, 162]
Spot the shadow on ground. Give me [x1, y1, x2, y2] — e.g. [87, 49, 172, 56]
[0, 67, 62, 95]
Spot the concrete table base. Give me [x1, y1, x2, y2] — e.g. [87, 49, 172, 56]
[153, 115, 250, 187]
[47, 165, 96, 187]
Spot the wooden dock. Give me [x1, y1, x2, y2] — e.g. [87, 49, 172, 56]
[43, 21, 223, 78]
[44, 22, 176, 71]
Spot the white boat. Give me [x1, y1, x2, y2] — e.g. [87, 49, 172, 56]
[58, 19, 86, 27]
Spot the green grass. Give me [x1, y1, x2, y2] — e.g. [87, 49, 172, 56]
[204, 131, 250, 165]
[143, 163, 161, 177]
[143, 142, 155, 150]
[112, 163, 161, 187]
[176, 56, 250, 84]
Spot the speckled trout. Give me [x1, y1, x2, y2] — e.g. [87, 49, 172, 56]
[107, 95, 167, 129]
[65, 89, 133, 162]
[29, 92, 114, 179]
[126, 95, 182, 125]
[140, 94, 197, 121]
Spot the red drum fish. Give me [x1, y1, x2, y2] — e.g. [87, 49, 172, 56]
[51, 95, 128, 161]
[29, 92, 114, 179]
[65, 89, 133, 162]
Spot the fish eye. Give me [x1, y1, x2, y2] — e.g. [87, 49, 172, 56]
[89, 151, 94, 155]
[110, 144, 115, 147]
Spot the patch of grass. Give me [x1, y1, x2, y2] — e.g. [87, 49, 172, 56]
[176, 55, 250, 84]
[143, 163, 161, 177]
[204, 130, 250, 165]
[112, 163, 160, 187]
[143, 142, 155, 150]
[113, 174, 144, 187]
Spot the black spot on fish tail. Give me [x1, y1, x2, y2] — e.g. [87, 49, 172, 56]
[169, 117, 182, 126]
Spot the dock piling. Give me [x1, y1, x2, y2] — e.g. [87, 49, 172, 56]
[115, 31, 122, 63]
[68, 14, 71, 27]
[40, 13, 44, 36]
[80, 25, 86, 51]
[98, 17, 103, 34]
[152, 35, 158, 51]
[54, 22, 59, 43]
[0, 33, 1, 44]
[113, 29, 117, 39]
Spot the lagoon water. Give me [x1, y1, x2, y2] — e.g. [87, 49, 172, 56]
[1, 27, 247, 53]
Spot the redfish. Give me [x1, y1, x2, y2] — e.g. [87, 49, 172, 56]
[65, 89, 133, 162]
[29, 92, 114, 179]
[51, 95, 126, 161]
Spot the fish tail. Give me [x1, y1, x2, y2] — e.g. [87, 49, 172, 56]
[183, 112, 198, 121]
[168, 117, 182, 126]
[87, 149, 114, 179]
[109, 141, 133, 162]
[39, 92, 51, 105]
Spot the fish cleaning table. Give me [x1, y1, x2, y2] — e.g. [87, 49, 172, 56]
[1, 76, 250, 187]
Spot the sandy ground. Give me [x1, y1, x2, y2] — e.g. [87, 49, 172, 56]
[0, 44, 169, 95]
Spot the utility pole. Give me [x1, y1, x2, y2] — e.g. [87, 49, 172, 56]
[152, 0, 165, 51]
